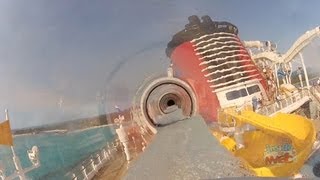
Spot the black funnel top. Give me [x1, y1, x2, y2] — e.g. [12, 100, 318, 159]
[166, 15, 238, 57]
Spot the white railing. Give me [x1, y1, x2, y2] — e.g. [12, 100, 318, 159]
[257, 89, 310, 116]
[311, 86, 320, 101]
[252, 26, 320, 63]
[65, 139, 121, 180]
[65, 125, 150, 180]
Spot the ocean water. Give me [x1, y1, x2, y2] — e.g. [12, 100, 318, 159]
[0, 126, 115, 180]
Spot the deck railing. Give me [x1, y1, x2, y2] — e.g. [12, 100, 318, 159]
[257, 89, 310, 116]
[310, 86, 320, 101]
[216, 89, 311, 135]
[65, 139, 121, 180]
[65, 122, 151, 180]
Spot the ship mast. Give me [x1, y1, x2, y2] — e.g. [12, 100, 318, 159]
[0, 110, 40, 180]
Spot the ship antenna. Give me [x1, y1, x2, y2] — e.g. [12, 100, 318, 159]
[5, 109, 9, 121]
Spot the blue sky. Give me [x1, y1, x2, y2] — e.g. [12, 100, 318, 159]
[1, 0, 320, 128]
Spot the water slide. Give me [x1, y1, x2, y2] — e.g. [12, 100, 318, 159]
[217, 110, 316, 177]
[249, 27, 320, 63]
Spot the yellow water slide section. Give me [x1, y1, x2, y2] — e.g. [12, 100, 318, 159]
[220, 110, 316, 177]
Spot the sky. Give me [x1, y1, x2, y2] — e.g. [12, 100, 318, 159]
[1, 0, 320, 128]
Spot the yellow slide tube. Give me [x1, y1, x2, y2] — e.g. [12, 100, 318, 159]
[221, 110, 316, 177]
